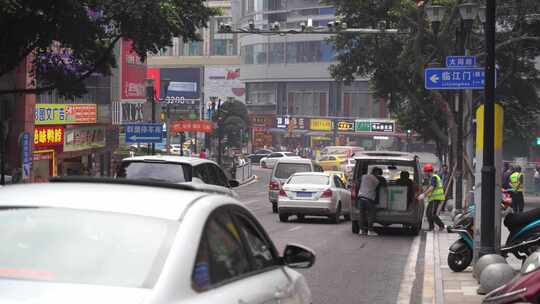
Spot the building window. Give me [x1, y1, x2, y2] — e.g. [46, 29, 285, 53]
[288, 91, 327, 116]
[212, 39, 234, 56]
[181, 41, 202, 56]
[246, 83, 277, 105]
[268, 43, 284, 64]
[242, 45, 254, 64]
[254, 44, 267, 64]
[343, 92, 374, 118]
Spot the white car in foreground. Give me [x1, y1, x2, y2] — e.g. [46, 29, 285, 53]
[278, 172, 352, 223]
[0, 178, 315, 304]
[260, 152, 301, 169]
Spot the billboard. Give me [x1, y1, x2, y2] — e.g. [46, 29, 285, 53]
[205, 66, 245, 103]
[121, 39, 146, 100]
[34, 104, 97, 125]
[147, 67, 202, 108]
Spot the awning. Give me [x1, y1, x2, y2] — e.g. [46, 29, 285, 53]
[268, 128, 287, 134]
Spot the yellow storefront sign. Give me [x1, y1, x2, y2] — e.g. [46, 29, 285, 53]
[34, 104, 97, 125]
[310, 119, 332, 131]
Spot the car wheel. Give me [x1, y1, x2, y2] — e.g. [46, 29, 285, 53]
[344, 213, 351, 221]
[272, 203, 278, 213]
[330, 203, 342, 224]
[261, 161, 266, 168]
[352, 220, 360, 234]
[297, 214, 305, 221]
[279, 213, 289, 222]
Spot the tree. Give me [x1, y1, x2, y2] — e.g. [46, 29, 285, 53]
[329, 0, 540, 155]
[0, 0, 217, 97]
[214, 99, 249, 149]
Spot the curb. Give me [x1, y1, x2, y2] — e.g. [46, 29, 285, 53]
[238, 175, 257, 187]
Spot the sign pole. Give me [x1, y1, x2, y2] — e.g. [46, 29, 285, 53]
[479, 0, 497, 257]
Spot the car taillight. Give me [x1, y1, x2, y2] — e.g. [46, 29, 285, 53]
[279, 189, 287, 197]
[269, 181, 280, 190]
[321, 189, 333, 198]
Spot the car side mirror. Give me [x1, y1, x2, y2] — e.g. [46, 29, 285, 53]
[282, 244, 316, 269]
[229, 180, 240, 188]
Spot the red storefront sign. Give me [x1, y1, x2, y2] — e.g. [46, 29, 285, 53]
[121, 39, 146, 100]
[34, 126, 64, 147]
[171, 120, 214, 133]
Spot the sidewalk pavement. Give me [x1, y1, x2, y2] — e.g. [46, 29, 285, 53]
[421, 194, 539, 304]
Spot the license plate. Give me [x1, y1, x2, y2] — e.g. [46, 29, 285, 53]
[296, 192, 312, 198]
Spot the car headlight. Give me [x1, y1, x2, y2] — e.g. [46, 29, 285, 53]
[521, 251, 540, 274]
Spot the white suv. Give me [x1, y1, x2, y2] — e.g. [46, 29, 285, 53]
[117, 155, 239, 198]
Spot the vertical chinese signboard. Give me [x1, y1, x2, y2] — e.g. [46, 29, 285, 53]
[21, 132, 32, 181]
[121, 39, 146, 100]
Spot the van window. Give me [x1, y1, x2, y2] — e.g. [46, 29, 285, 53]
[274, 163, 312, 179]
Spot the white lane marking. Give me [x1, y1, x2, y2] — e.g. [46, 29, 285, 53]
[237, 176, 259, 187]
[396, 234, 421, 304]
[243, 199, 261, 205]
[288, 226, 303, 232]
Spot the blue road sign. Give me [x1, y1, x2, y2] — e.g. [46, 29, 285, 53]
[21, 132, 31, 180]
[425, 67, 496, 90]
[446, 56, 476, 68]
[125, 123, 163, 143]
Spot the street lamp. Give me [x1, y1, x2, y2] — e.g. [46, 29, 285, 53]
[161, 78, 171, 153]
[144, 78, 156, 155]
[458, 2, 480, 31]
[477, 6, 487, 24]
[424, 5, 447, 36]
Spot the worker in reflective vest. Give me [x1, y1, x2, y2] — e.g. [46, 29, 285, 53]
[418, 163, 446, 231]
[509, 166, 525, 213]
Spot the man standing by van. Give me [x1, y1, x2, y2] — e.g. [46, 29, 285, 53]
[358, 167, 386, 236]
[419, 164, 446, 231]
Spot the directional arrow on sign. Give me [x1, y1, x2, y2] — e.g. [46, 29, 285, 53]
[430, 74, 439, 84]
[128, 135, 162, 142]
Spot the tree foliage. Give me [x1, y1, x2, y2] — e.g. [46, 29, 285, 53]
[0, 0, 217, 97]
[330, 0, 540, 148]
[213, 100, 249, 148]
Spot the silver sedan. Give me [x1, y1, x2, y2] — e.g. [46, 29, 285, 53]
[0, 179, 315, 304]
[277, 172, 352, 223]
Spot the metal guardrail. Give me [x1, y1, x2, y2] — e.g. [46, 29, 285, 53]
[234, 160, 253, 184]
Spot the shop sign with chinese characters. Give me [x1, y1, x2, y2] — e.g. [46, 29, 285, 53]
[310, 119, 333, 131]
[64, 126, 106, 152]
[170, 120, 214, 133]
[34, 126, 65, 147]
[355, 120, 396, 133]
[35, 104, 97, 125]
[336, 120, 355, 131]
[275, 116, 309, 130]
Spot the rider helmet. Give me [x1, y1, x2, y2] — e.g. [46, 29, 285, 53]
[423, 163, 434, 173]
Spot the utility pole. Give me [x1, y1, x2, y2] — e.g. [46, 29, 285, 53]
[479, 0, 497, 257]
[455, 21, 466, 212]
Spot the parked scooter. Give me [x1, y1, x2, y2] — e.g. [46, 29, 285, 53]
[446, 189, 540, 272]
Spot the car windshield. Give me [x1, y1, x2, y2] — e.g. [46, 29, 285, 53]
[367, 164, 415, 182]
[274, 163, 312, 179]
[0, 207, 178, 288]
[116, 161, 191, 183]
[289, 175, 329, 185]
[284, 152, 296, 157]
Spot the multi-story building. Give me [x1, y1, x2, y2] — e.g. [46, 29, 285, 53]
[233, 0, 399, 151]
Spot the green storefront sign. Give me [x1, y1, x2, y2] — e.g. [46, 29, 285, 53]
[537, 137, 540, 145]
[355, 120, 371, 132]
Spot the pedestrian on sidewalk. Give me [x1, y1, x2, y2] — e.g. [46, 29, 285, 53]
[502, 162, 513, 190]
[510, 166, 525, 213]
[199, 148, 207, 159]
[357, 167, 387, 236]
[419, 163, 446, 231]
